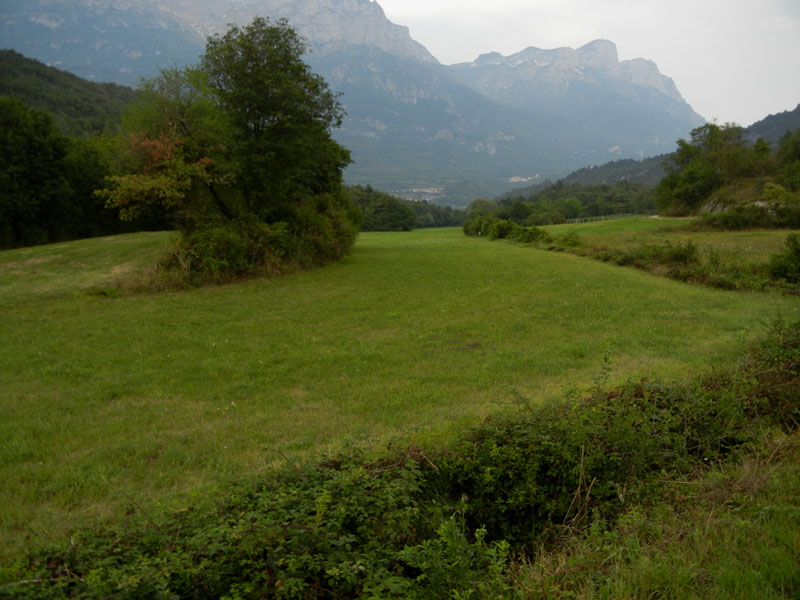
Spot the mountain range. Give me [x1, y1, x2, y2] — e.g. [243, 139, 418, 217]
[1, 0, 708, 204]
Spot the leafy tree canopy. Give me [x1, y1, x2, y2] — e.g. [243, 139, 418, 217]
[101, 18, 360, 281]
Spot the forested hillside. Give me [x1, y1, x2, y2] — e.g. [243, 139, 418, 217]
[655, 123, 800, 219]
[745, 103, 800, 147]
[0, 49, 137, 137]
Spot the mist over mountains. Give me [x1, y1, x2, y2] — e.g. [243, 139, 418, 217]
[1, 0, 707, 204]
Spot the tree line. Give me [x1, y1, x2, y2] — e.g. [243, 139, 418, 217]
[463, 122, 800, 235]
[348, 185, 464, 231]
[4, 37, 800, 275]
[468, 180, 655, 229]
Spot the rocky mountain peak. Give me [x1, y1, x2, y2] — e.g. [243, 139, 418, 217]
[154, 0, 438, 64]
[576, 39, 619, 71]
[456, 39, 687, 105]
[1, 0, 706, 202]
[267, 0, 438, 63]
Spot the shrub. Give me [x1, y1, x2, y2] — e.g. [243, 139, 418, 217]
[769, 233, 800, 283]
[462, 215, 496, 238]
[488, 219, 516, 240]
[552, 231, 581, 248]
[183, 224, 252, 282]
[511, 225, 553, 245]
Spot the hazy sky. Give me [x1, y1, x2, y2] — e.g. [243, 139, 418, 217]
[377, 0, 800, 127]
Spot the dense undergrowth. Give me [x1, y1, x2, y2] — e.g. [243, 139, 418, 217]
[464, 215, 800, 293]
[2, 319, 798, 598]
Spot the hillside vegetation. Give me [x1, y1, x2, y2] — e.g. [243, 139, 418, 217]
[745, 102, 800, 146]
[0, 49, 137, 137]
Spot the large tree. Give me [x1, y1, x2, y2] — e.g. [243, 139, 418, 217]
[102, 18, 359, 280]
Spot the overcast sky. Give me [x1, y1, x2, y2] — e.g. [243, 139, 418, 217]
[376, 0, 800, 127]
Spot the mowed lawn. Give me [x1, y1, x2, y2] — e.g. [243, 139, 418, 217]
[1, 227, 799, 558]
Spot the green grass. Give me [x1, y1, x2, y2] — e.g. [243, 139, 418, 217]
[0, 231, 171, 306]
[516, 433, 800, 599]
[545, 216, 792, 268]
[541, 216, 800, 291]
[1, 227, 799, 560]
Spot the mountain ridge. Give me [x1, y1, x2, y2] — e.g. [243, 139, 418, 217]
[1, 0, 707, 204]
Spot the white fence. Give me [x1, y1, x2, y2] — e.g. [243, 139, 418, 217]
[565, 213, 646, 224]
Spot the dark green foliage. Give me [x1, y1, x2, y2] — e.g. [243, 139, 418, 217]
[769, 233, 800, 283]
[488, 219, 516, 240]
[0, 50, 137, 137]
[697, 205, 775, 229]
[462, 215, 495, 237]
[657, 124, 740, 214]
[463, 215, 553, 246]
[201, 17, 350, 227]
[180, 225, 254, 281]
[0, 98, 156, 248]
[348, 185, 416, 231]
[0, 97, 70, 247]
[2, 450, 509, 599]
[777, 129, 800, 191]
[3, 321, 799, 598]
[432, 378, 756, 550]
[406, 199, 465, 229]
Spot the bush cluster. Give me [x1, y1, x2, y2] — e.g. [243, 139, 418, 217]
[3, 321, 799, 598]
[769, 233, 800, 284]
[463, 216, 553, 246]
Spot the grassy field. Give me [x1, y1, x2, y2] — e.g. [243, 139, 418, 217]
[544, 216, 794, 271]
[2, 226, 799, 560]
[515, 432, 800, 598]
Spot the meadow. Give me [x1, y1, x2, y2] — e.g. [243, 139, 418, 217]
[545, 216, 790, 265]
[1, 224, 799, 562]
[540, 216, 799, 291]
